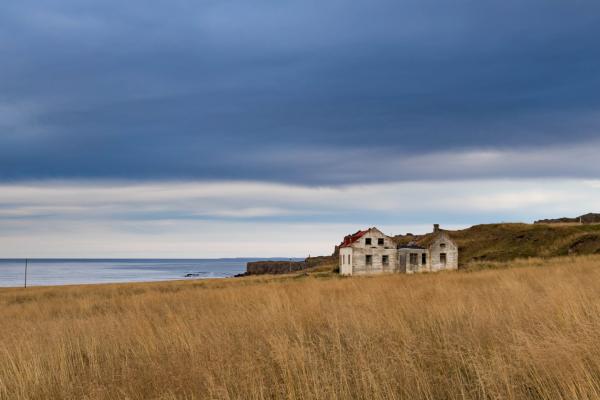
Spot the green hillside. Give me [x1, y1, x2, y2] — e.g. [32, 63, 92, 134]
[394, 223, 600, 265]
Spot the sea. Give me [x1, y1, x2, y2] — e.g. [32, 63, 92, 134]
[0, 258, 300, 288]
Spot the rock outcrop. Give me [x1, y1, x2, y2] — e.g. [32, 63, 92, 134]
[237, 255, 337, 277]
[244, 260, 307, 276]
[535, 213, 600, 224]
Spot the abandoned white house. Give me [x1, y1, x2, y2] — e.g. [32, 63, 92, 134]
[338, 225, 458, 276]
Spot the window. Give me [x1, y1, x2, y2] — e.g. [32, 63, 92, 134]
[409, 253, 418, 265]
[378, 238, 384, 245]
[382, 255, 389, 265]
[422, 253, 427, 265]
[440, 253, 447, 265]
[365, 238, 372, 245]
[366, 255, 372, 265]
[440, 243, 446, 249]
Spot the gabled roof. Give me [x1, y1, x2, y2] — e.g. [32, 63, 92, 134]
[392, 229, 457, 249]
[417, 230, 456, 248]
[339, 229, 368, 248]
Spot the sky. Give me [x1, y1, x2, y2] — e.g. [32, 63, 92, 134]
[1, 0, 600, 257]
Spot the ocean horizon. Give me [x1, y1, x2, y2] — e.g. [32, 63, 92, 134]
[0, 258, 303, 288]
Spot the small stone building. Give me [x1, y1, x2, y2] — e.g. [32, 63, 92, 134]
[339, 225, 458, 276]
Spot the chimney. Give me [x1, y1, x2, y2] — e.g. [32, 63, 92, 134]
[433, 224, 440, 233]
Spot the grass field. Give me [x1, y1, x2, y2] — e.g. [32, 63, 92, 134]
[2, 256, 600, 399]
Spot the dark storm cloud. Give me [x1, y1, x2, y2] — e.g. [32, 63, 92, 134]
[2, 0, 600, 183]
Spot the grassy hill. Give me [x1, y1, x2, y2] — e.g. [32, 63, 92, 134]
[394, 222, 600, 265]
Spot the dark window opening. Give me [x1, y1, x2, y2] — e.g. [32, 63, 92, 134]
[382, 255, 389, 265]
[440, 243, 446, 249]
[366, 255, 373, 265]
[365, 238, 372, 245]
[440, 253, 447, 265]
[422, 253, 427, 265]
[409, 253, 418, 265]
[378, 238, 384, 245]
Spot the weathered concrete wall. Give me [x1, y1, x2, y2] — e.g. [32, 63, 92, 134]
[348, 228, 398, 275]
[428, 233, 458, 271]
[339, 247, 353, 275]
[397, 248, 429, 274]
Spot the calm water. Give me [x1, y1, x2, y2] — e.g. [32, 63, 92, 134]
[0, 258, 296, 287]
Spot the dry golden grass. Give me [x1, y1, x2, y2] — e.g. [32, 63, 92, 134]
[2, 256, 600, 399]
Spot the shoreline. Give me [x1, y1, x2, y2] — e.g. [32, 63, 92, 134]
[0, 275, 234, 290]
[0, 257, 324, 289]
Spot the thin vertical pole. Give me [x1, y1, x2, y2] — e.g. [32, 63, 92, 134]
[24, 258, 28, 288]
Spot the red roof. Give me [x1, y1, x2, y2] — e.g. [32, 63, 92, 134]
[339, 230, 368, 248]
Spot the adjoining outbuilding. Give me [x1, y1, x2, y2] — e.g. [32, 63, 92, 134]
[339, 224, 458, 276]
